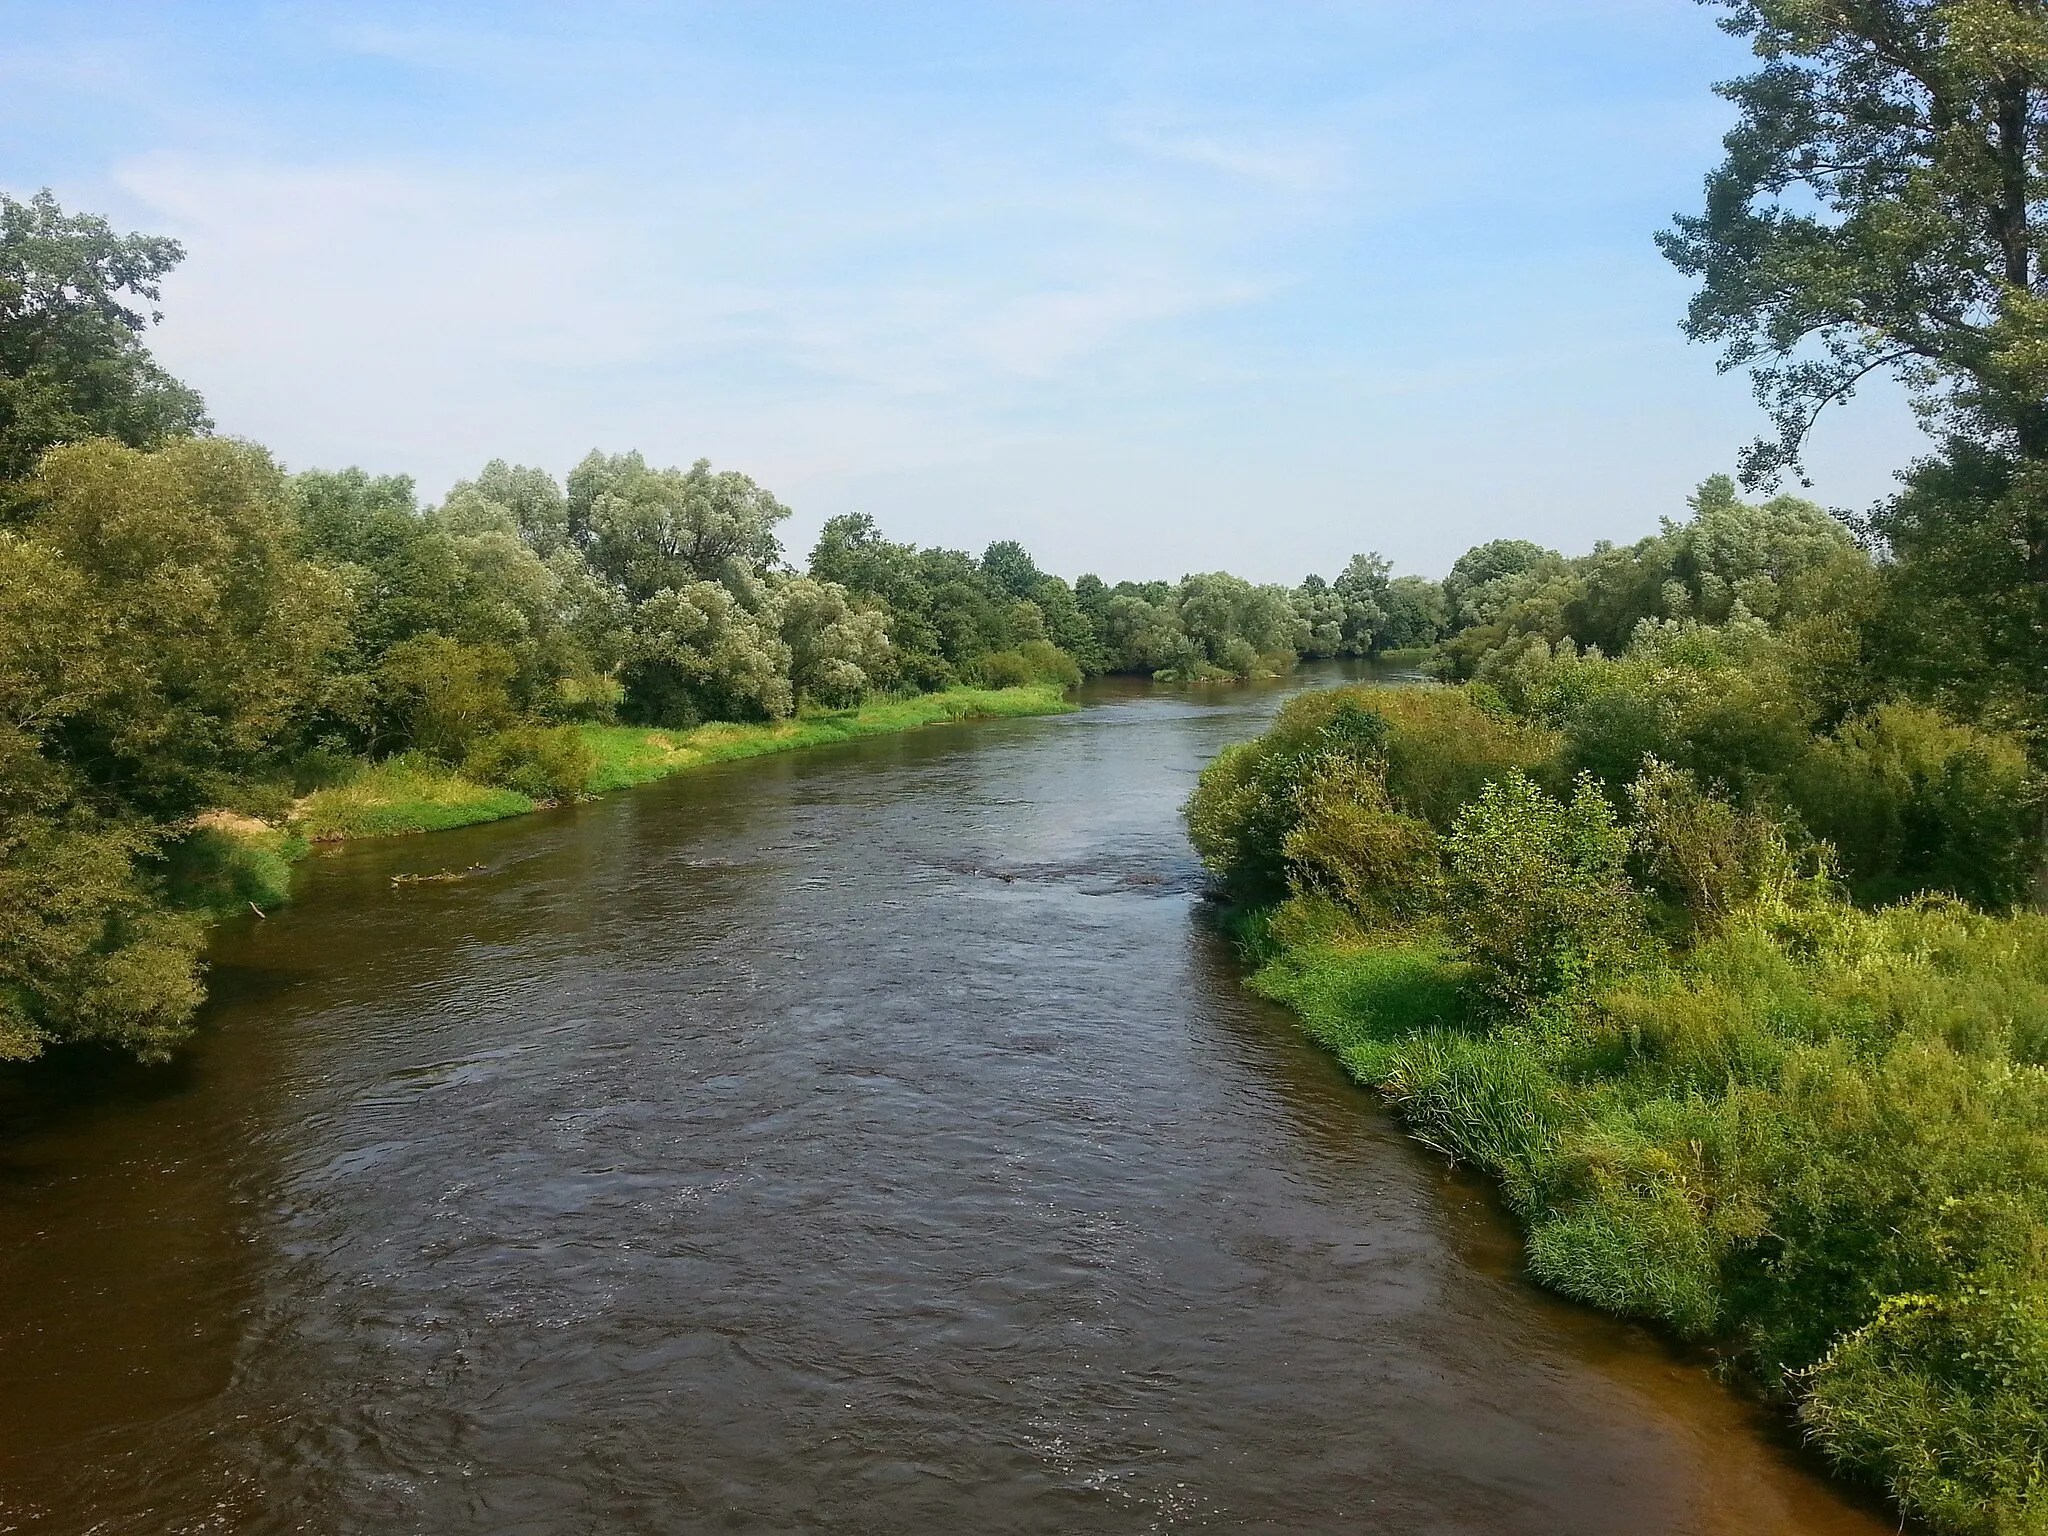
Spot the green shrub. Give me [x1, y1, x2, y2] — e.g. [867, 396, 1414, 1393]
[1446, 770, 1649, 1009]
[377, 633, 519, 758]
[964, 649, 1034, 688]
[1802, 1284, 2048, 1536]
[1184, 698, 1392, 899]
[1282, 756, 1443, 924]
[1371, 686, 1559, 829]
[1791, 702, 2041, 909]
[464, 723, 596, 803]
[1016, 639, 1083, 687]
[1627, 758, 1798, 926]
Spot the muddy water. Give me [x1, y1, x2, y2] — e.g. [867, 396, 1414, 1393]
[0, 673, 1895, 1534]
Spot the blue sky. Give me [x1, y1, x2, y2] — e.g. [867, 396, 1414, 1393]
[2, 1, 1925, 581]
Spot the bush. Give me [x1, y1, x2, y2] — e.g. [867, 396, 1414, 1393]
[1446, 770, 1648, 1009]
[1185, 698, 1392, 899]
[1791, 702, 2041, 909]
[964, 649, 1034, 688]
[1627, 758, 1798, 926]
[1369, 686, 1559, 830]
[464, 724, 595, 803]
[377, 634, 519, 759]
[1016, 639, 1083, 687]
[1282, 756, 1442, 924]
[1802, 1284, 2048, 1536]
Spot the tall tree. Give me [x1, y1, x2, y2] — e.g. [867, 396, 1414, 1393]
[0, 190, 210, 486]
[1662, 2, 2048, 493]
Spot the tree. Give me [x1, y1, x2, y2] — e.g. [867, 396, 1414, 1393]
[28, 437, 347, 816]
[775, 576, 892, 705]
[980, 539, 1043, 599]
[1662, 1, 2048, 504]
[376, 634, 518, 759]
[296, 467, 617, 737]
[1332, 552, 1392, 652]
[447, 459, 570, 555]
[1381, 575, 1449, 650]
[621, 582, 792, 725]
[571, 451, 788, 602]
[1172, 572, 1304, 678]
[0, 190, 210, 486]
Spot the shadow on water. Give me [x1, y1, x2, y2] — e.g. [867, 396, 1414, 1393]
[0, 664, 1907, 1534]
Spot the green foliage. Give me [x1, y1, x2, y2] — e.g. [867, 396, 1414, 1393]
[29, 437, 349, 816]
[1250, 884, 2048, 1535]
[807, 515, 1090, 686]
[776, 575, 893, 706]
[1628, 758, 1799, 926]
[1282, 757, 1443, 924]
[1803, 1285, 2048, 1536]
[1446, 771, 1647, 1008]
[0, 190, 210, 484]
[1660, 1, 2048, 486]
[1794, 702, 2043, 908]
[1184, 695, 1392, 900]
[464, 724, 595, 803]
[1370, 686, 1559, 830]
[1229, 667, 2048, 1534]
[570, 450, 789, 603]
[377, 634, 518, 758]
[577, 685, 1074, 792]
[0, 814, 205, 1063]
[621, 580, 791, 725]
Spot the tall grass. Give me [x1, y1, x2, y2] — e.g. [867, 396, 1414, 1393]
[1248, 902, 2048, 1534]
[292, 754, 536, 840]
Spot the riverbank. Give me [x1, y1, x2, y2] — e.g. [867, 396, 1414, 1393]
[1189, 681, 2048, 1536]
[0, 669, 1896, 1535]
[1238, 908, 2048, 1536]
[278, 685, 1072, 845]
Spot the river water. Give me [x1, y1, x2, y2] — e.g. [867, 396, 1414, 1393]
[0, 672, 1895, 1535]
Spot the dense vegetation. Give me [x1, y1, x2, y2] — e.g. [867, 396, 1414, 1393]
[0, 189, 1437, 1066]
[1189, 489, 2048, 1532]
[1187, 6, 2048, 1527]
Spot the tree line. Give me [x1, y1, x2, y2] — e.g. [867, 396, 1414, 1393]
[0, 187, 1506, 1065]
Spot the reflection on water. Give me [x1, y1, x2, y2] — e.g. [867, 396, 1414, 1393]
[0, 669, 1894, 1533]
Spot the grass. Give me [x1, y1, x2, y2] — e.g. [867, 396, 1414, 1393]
[290, 684, 1073, 841]
[581, 684, 1073, 793]
[1244, 900, 2048, 1535]
[292, 755, 536, 841]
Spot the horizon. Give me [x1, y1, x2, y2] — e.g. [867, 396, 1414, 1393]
[3, 1, 1927, 582]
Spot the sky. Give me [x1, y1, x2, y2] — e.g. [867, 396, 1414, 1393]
[1, 1, 1929, 582]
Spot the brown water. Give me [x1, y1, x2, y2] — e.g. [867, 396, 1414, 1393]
[0, 672, 1897, 1535]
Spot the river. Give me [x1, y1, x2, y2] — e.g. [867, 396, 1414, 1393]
[0, 671, 1896, 1534]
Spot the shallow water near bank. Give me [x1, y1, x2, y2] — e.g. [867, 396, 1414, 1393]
[1, 668, 1898, 1534]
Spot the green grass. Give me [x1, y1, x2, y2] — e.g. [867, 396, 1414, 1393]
[292, 754, 536, 840]
[1246, 902, 2048, 1535]
[581, 684, 1073, 792]
[293, 685, 1073, 840]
